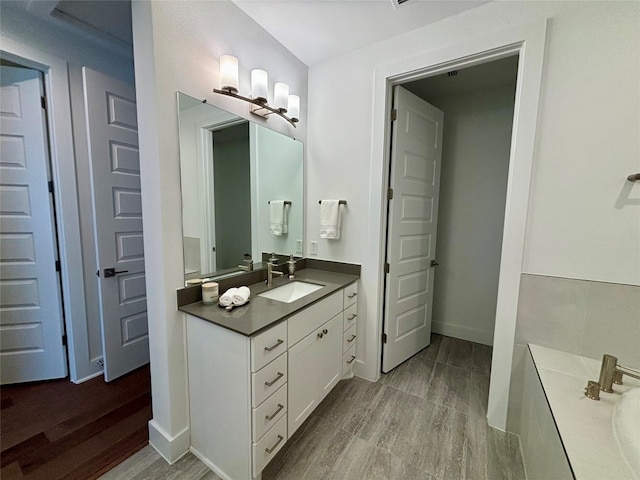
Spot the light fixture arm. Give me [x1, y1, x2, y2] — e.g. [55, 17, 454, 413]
[213, 88, 298, 128]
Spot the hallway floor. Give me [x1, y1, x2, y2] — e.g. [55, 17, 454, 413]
[1, 365, 151, 480]
[100, 334, 525, 480]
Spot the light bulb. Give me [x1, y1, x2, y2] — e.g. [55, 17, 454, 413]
[273, 82, 289, 112]
[288, 95, 300, 121]
[251, 69, 268, 103]
[220, 55, 238, 93]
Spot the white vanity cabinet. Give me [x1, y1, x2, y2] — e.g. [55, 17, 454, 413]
[186, 282, 357, 480]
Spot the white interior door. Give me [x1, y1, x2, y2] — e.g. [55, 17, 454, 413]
[0, 65, 67, 384]
[382, 85, 444, 373]
[83, 67, 148, 382]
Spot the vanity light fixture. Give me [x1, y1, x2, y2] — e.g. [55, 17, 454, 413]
[213, 55, 299, 127]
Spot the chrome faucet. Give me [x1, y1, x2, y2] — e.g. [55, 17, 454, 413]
[267, 253, 284, 287]
[598, 354, 640, 393]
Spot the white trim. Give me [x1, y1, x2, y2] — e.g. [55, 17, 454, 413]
[148, 419, 190, 464]
[72, 369, 104, 384]
[364, 19, 548, 430]
[0, 42, 93, 383]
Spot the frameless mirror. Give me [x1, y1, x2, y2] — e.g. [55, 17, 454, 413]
[177, 92, 304, 282]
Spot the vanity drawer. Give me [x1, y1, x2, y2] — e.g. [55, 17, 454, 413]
[252, 383, 287, 442]
[343, 345, 357, 375]
[252, 321, 287, 372]
[343, 303, 357, 332]
[343, 283, 358, 308]
[252, 352, 287, 407]
[343, 324, 357, 353]
[253, 414, 287, 478]
[288, 291, 342, 347]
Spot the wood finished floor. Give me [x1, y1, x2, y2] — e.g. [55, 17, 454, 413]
[100, 335, 525, 480]
[1, 365, 152, 480]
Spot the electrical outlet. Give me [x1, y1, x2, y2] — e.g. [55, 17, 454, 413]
[310, 241, 318, 255]
[296, 239, 303, 254]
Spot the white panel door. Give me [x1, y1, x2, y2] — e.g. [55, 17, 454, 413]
[0, 65, 67, 384]
[83, 67, 148, 382]
[382, 86, 444, 373]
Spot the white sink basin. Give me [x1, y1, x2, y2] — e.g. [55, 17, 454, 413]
[258, 281, 323, 303]
[613, 387, 640, 478]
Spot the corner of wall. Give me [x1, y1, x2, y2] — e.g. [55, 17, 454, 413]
[148, 420, 190, 464]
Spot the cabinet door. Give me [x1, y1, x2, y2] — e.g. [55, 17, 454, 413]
[288, 327, 320, 437]
[316, 313, 343, 402]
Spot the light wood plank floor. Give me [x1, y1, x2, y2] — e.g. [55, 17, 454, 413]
[100, 334, 525, 480]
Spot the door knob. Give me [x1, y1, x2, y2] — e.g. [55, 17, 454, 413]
[103, 267, 129, 278]
[430, 260, 439, 267]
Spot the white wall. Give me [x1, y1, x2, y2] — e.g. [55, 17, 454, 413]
[131, 0, 307, 462]
[0, 4, 134, 382]
[307, 0, 639, 426]
[425, 86, 515, 346]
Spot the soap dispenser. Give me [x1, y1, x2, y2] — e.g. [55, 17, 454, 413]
[288, 254, 296, 279]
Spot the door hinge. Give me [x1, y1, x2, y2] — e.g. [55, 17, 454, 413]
[62, 334, 67, 346]
[387, 188, 394, 200]
[55, 260, 61, 272]
[41, 96, 47, 110]
[48, 181, 54, 193]
[382, 333, 387, 344]
[391, 109, 397, 121]
[384, 262, 390, 274]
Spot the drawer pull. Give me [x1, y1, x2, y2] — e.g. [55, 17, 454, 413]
[265, 434, 284, 454]
[347, 334, 356, 343]
[347, 355, 356, 364]
[347, 314, 357, 321]
[265, 372, 284, 387]
[265, 403, 284, 421]
[347, 292, 357, 299]
[264, 339, 284, 352]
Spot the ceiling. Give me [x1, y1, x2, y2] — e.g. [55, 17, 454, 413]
[232, 0, 490, 66]
[14, 0, 489, 67]
[403, 55, 519, 100]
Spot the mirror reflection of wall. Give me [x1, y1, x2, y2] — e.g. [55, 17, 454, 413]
[177, 92, 304, 282]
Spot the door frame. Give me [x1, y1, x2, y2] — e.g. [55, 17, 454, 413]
[0, 43, 90, 383]
[365, 20, 548, 430]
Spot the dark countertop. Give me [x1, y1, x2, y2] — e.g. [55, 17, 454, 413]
[179, 268, 359, 336]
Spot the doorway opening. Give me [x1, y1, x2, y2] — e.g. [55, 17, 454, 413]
[381, 55, 519, 376]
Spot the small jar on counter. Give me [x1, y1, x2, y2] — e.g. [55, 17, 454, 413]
[201, 282, 219, 305]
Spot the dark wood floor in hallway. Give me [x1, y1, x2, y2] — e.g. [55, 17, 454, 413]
[1, 365, 151, 480]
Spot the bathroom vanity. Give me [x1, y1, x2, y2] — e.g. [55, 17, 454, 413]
[181, 269, 358, 480]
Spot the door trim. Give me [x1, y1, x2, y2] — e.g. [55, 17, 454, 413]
[365, 19, 548, 430]
[0, 44, 90, 382]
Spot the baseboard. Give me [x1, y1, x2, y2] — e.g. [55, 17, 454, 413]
[190, 446, 233, 480]
[148, 419, 190, 464]
[432, 321, 494, 346]
[72, 369, 103, 384]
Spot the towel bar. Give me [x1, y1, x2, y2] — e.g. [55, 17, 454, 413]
[627, 173, 640, 182]
[318, 200, 347, 205]
[268, 201, 292, 205]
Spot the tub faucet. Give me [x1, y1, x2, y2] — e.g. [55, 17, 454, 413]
[267, 253, 284, 287]
[598, 354, 640, 393]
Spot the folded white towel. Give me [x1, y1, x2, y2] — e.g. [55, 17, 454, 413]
[319, 200, 342, 240]
[270, 200, 285, 236]
[232, 286, 251, 306]
[219, 287, 239, 307]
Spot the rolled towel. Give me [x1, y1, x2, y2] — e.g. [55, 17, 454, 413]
[232, 286, 251, 306]
[219, 287, 239, 307]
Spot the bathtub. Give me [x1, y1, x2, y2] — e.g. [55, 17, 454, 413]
[529, 344, 640, 480]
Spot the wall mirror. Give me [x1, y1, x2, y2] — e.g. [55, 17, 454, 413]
[177, 92, 304, 282]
